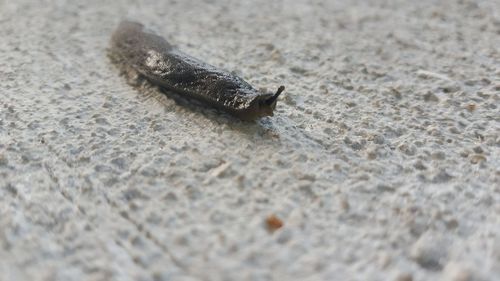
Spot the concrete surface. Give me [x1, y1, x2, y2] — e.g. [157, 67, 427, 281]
[1, 0, 499, 280]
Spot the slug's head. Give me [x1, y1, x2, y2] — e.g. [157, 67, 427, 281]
[242, 86, 285, 120]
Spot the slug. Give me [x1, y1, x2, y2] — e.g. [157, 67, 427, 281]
[109, 21, 285, 121]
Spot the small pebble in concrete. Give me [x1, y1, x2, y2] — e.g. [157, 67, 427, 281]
[265, 214, 284, 233]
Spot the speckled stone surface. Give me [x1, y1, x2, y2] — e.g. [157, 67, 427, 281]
[0, 1, 499, 280]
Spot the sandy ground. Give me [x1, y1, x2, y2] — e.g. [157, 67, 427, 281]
[1, 0, 499, 280]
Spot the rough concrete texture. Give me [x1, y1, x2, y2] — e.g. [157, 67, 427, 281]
[1, 0, 499, 280]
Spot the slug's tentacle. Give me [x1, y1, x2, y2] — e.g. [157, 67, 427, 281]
[265, 85, 285, 106]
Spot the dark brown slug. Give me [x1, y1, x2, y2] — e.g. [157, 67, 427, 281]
[109, 21, 285, 121]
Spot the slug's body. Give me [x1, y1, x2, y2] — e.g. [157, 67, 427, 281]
[109, 21, 284, 120]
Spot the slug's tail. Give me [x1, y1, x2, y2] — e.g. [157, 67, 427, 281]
[265, 85, 285, 105]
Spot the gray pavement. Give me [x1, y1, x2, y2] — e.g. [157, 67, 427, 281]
[1, 0, 499, 280]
